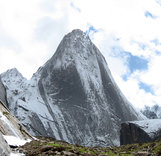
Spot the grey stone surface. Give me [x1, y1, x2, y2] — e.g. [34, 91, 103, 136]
[0, 100, 32, 141]
[0, 100, 32, 155]
[120, 119, 161, 145]
[0, 132, 11, 156]
[0, 77, 8, 107]
[28, 112, 50, 136]
[38, 29, 143, 146]
[141, 104, 161, 119]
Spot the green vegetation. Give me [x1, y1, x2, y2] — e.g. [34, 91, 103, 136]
[153, 144, 161, 153]
[20, 137, 161, 156]
[47, 143, 62, 147]
[36, 142, 41, 146]
[3, 111, 9, 116]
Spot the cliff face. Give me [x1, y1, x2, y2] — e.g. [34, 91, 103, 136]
[38, 29, 143, 146]
[120, 119, 161, 145]
[0, 77, 8, 107]
[1, 30, 144, 146]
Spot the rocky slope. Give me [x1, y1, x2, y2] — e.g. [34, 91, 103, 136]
[0, 100, 32, 155]
[0, 133, 10, 156]
[1, 29, 144, 147]
[0, 76, 32, 155]
[20, 136, 161, 156]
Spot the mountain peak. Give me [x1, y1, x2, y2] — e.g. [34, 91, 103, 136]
[7, 68, 19, 73]
[62, 29, 90, 46]
[1, 30, 144, 147]
[71, 29, 84, 35]
[1, 68, 24, 79]
[67, 29, 87, 37]
[48, 29, 93, 70]
[36, 30, 143, 146]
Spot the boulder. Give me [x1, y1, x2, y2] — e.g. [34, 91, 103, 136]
[120, 119, 161, 145]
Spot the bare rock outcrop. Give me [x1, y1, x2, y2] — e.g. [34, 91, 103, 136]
[120, 119, 161, 145]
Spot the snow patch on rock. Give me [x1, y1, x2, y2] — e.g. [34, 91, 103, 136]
[3, 135, 31, 147]
[130, 119, 161, 138]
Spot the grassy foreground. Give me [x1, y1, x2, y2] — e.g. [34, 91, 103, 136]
[19, 137, 161, 156]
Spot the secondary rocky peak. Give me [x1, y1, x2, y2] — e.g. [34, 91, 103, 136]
[5, 68, 20, 74]
[1, 68, 24, 81]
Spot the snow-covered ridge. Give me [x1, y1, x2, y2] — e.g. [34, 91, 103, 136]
[1, 67, 54, 136]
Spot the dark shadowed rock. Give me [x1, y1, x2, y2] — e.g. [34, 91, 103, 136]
[0, 77, 8, 107]
[120, 119, 161, 145]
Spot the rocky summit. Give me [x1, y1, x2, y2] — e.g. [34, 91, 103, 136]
[1, 29, 144, 147]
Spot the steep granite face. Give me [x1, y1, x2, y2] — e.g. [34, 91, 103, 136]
[38, 29, 143, 146]
[1, 30, 144, 146]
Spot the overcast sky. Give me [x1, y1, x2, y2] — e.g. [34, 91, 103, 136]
[0, 0, 161, 109]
